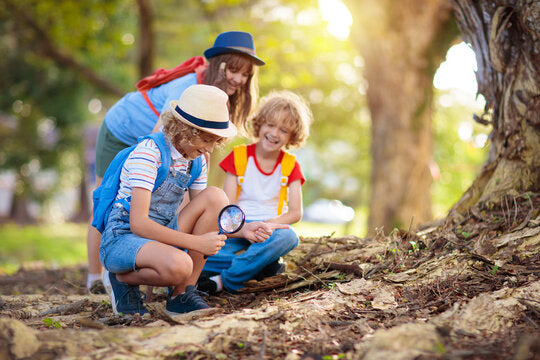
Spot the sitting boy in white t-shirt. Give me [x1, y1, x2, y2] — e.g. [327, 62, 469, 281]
[199, 90, 313, 293]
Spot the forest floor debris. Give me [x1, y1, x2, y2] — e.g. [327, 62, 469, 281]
[0, 193, 538, 359]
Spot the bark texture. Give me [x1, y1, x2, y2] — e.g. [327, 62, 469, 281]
[448, 0, 540, 219]
[346, 0, 458, 234]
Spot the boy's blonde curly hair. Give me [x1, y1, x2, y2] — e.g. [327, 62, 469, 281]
[249, 90, 312, 149]
[161, 110, 226, 151]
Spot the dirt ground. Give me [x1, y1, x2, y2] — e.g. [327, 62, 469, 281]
[1, 193, 539, 360]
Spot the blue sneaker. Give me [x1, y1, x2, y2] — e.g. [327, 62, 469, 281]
[102, 270, 148, 316]
[166, 285, 210, 315]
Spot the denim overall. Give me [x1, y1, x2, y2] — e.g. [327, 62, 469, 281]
[99, 165, 191, 274]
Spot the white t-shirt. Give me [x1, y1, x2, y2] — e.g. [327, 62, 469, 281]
[219, 143, 305, 220]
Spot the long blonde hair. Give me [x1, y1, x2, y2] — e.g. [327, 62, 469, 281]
[204, 53, 259, 134]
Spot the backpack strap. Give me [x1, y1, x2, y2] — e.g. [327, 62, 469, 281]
[119, 132, 171, 212]
[277, 151, 296, 216]
[232, 144, 296, 216]
[233, 144, 248, 200]
[152, 132, 172, 187]
[140, 90, 160, 117]
[136, 56, 208, 118]
[186, 156, 203, 188]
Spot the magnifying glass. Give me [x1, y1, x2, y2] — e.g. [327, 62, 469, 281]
[218, 204, 246, 234]
[204, 205, 246, 259]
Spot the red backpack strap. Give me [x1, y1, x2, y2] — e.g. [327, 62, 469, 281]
[136, 56, 207, 91]
[136, 56, 208, 117]
[140, 90, 160, 117]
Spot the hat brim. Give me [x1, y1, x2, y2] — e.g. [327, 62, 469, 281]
[204, 47, 265, 66]
[169, 100, 237, 138]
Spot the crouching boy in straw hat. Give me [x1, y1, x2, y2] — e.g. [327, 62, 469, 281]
[99, 84, 286, 316]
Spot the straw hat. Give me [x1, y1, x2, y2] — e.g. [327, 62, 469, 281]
[204, 31, 265, 66]
[169, 85, 237, 138]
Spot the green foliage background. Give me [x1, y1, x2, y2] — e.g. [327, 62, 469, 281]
[0, 0, 488, 233]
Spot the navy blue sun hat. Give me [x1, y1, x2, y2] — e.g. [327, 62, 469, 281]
[204, 31, 265, 66]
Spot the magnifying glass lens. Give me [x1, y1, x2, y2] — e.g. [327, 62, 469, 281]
[218, 205, 245, 234]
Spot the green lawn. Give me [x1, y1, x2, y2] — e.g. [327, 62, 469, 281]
[0, 223, 87, 274]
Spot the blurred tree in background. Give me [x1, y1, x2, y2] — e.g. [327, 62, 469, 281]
[0, 0, 132, 222]
[345, 0, 459, 233]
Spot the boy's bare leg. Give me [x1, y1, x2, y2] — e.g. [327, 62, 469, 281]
[177, 187, 229, 290]
[87, 176, 104, 291]
[145, 193, 191, 301]
[118, 242, 193, 287]
[87, 225, 103, 273]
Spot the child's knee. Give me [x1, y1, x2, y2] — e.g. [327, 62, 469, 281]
[202, 186, 229, 207]
[160, 252, 192, 283]
[273, 228, 299, 250]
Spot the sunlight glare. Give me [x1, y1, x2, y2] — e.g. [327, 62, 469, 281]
[458, 121, 473, 142]
[434, 42, 477, 94]
[122, 33, 135, 45]
[318, 0, 352, 40]
[473, 133, 488, 148]
[88, 98, 102, 114]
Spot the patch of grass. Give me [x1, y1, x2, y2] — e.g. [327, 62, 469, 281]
[0, 223, 87, 274]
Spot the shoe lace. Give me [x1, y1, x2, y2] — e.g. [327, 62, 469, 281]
[182, 288, 209, 306]
[120, 285, 145, 310]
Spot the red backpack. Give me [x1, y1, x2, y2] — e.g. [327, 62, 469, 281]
[136, 56, 208, 117]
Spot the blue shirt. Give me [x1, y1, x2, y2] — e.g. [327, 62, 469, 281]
[104, 73, 197, 145]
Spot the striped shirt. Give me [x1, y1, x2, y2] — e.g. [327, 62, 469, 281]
[116, 138, 207, 200]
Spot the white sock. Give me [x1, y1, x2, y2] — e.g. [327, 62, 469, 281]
[87, 273, 102, 289]
[210, 275, 223, 292]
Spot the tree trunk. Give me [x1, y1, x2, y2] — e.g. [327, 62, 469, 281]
[136, 0, 154, 77]
[448, 0, 540, 221]
[9, 171, 36, 225]
[70, 161, 90, 223]
[346, 0, 458, 234]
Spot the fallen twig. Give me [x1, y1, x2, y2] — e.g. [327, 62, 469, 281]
[299, 266, 329, 288]
[39, 299, 89, 316]
[322, 262, 363, 277]
[296, 237, 325, 267]
[259, 329, 267, 360]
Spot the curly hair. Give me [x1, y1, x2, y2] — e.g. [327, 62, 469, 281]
[161, 110, 226, 153]
[204, 53, 259, 134]
[249, 90, 312, 149]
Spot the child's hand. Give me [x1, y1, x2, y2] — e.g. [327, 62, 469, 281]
[197, 232, 227, 256]
[240, 222, 289, 243]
